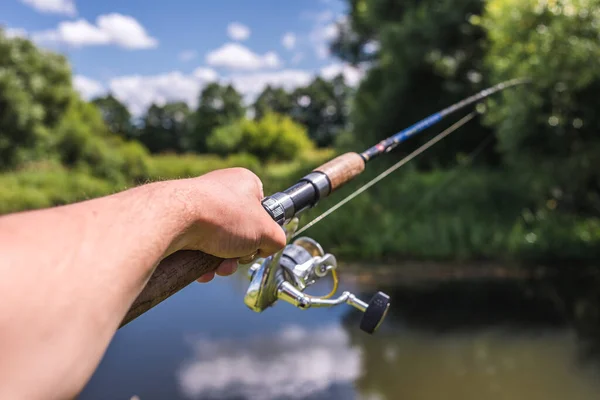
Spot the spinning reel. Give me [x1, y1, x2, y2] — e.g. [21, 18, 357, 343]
[244, 218, 390, 334]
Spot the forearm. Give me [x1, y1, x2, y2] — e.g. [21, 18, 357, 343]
[0, 181, 190, 399]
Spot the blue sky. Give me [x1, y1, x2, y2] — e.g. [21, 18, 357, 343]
[1, 0, 363, 115]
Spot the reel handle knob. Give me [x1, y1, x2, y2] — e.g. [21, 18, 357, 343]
[360, 291, 391, 334]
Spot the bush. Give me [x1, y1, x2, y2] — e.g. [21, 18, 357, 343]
[508, 213, 600, 263]
[299, 168, 539, 261]
[0, 165, 115, 214]
[147, 153, 262, 181]
[207, 112, 314, 161]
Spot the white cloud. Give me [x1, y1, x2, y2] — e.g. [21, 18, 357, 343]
[4, 27, 28, 39]
[20, 0, 76, 16]
[193, 67, 218, 81]
[73, 75, 106, 100]
[226, 69, 313, 102]
[86, 61, 364, 116]
[206, 43, 281, 70]
[177, 325, 362, 400]
[322, 23, 339, 41]
[179, 50, 198, 62]
[32, 13, 157, 49]
[309, 13, 345, 59]
[227, 22, 250, 41]
[105, 68, 309, 115]
[34, 19, 110, 47]
[108, 68, 217, 116]
[281, 32, 296, 50]
[96, 14, 157, 49]
[320, 63, 365, 87]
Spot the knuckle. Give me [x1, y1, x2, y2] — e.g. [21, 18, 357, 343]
[233, 167, 263, 198]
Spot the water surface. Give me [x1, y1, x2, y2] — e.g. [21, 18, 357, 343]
[81, 269, 600, 400]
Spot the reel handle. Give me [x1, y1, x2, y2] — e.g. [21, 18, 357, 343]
[360, 292, 391, 334]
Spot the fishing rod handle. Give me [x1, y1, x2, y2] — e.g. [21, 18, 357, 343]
[314, 152, 365, 191]
[121, 251, 222, 326]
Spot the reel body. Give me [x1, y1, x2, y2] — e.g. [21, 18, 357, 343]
[244, 219, 390, 334]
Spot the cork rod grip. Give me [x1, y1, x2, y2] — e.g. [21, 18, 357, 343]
[121, 250, 222, 327]
[314, 152, 366, 191]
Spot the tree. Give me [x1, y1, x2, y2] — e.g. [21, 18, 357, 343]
[54, 95, 150, 183]
[207, 113, 314, 161]
[0, 30, 150, 182]
[139, 102, 191, 154]
[290, 76, 350, 147]
[332, 0, 497, 168]
[91, 94, 134, 139]
[0, 29, 72, 169]
[482, 0, 600, 215]
[252, 85, 294, 120]
[189, 83, 244, 153]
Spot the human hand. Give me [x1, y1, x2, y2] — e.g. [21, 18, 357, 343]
[168, 168, 287, 282]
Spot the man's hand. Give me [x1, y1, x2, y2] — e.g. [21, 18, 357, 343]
[168, 168, 287, 282]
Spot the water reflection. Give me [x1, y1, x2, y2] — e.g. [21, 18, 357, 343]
[81, 271, 600, 400]
[177, 324, 362, 400]
[351, 328, 600, 400]
[345, 278, 600, 400]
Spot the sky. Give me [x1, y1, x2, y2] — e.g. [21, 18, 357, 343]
[0, 0, 364, 115]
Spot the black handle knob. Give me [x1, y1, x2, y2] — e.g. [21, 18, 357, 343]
[360, 291, 390, 334]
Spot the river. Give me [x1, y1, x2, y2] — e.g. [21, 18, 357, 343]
[81, 267, 600, 400]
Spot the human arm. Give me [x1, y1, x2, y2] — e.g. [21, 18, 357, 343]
[0, 168, 286, 400]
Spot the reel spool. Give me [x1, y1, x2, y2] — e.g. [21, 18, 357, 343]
[243, 218, 390, 334]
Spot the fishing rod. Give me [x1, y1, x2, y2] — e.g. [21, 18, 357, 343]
[121, 78, 529, 333]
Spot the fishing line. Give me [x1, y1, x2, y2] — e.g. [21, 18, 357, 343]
[411, 130, 496, 213]
[360, 78, 530, 162]
[294, 111, 478, 237]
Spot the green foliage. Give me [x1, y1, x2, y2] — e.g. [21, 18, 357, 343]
[0, 164, 115, 214]
[139, 102, 191, 153]
[301, 168, 531, 260]
[290, 76, 351, 147]
[508, 213, 600, 263]
[253, 86, 294, 120]
[147, 153, 261, 180]
[53, 97, 151, 183]
[207, 113, 314, 161]
[206, 121, 245, 155]
[189, 83, 245, 152]
[0, 29, 72, 168]
[482, 0, 600, 215]
[92, 94, 134, 139]
[296, 167, 599, 263]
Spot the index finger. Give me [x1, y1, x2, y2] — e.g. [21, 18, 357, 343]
[257, 219, 287, 257]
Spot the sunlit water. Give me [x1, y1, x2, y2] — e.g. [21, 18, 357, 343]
[81, 271, 600, 400]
